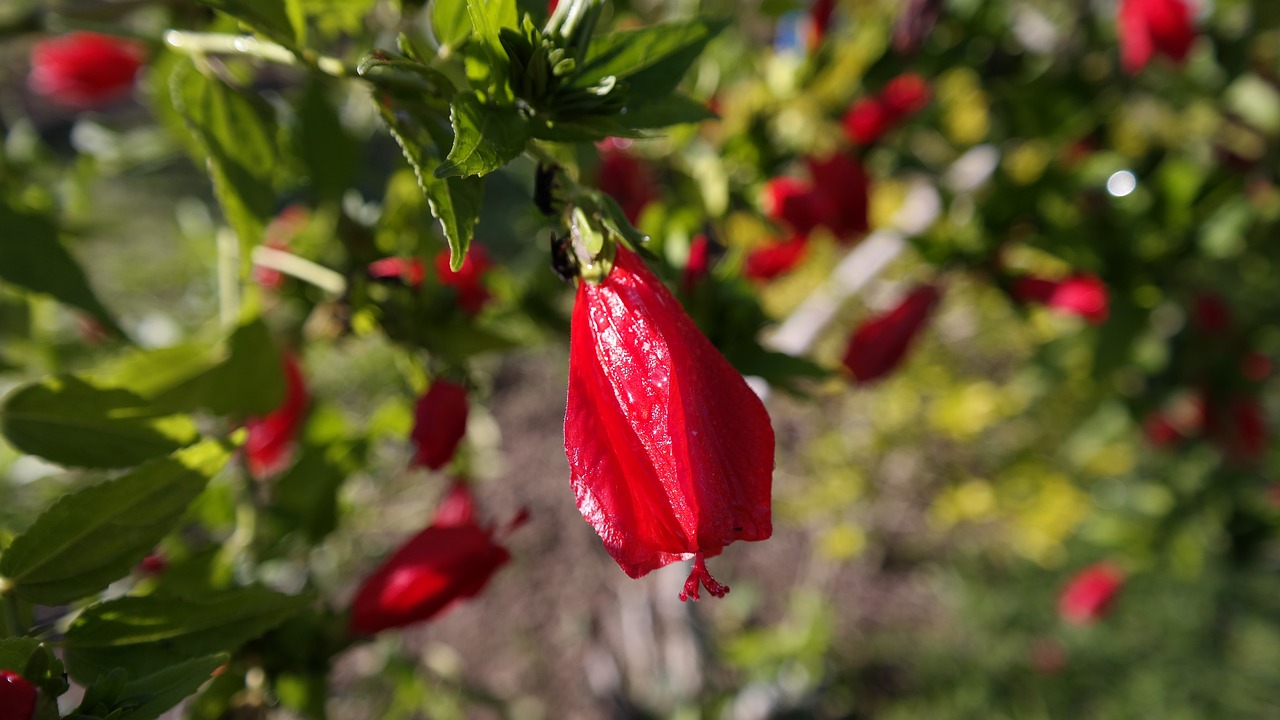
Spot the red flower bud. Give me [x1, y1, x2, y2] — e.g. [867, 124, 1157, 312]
[29, 32, 143, 109]
[842, 284, 941, 384]
[434, 247, 492, 315]
[745, 237, 808, 282]
[1213, 396, 1268, 463]
[681, 234, 712, 292]
[411, 380, 469, 471]
[842, 97, 893, 146]
[0, 670, 37, 720]
[1011, 274, 1109, 324]
[1058, 562, 1124, 625]
[761, 177, 834, 237]
[137, 551, 168, 576]
[880, 73, 931, 118]
[1192, 293, 1232, 335]
[348, 484, 511, 634]
[245, 354, 308, 478]
[368, 257, 427, 288]
[1118, 0, 1195, 74]
[597, 138, 657, 224]
[565, 247, 774, 600]
[805, 153, 870, 241]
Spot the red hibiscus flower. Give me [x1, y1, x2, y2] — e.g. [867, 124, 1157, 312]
[368, 257, 427, 288]
[762, 176, 835, 237]
[842, 97, 893, 146]
[565, 247, 774, 601]
[0, 670, 37, 720]
[806, 152, 870, 240]
[1191, 293, 1232, 336]
[881, 73, 931, 117]
[411, 380, 469, 471]
[1059, 562, 1125, 625]
[29, 32, 144, 109]
[348, 482, 514, 634]
[842, 284, 942, 384]
[682, 234, 712, 293]
[842, 73, 932, 146]
[745, 237, 808, 282]
[1118, 0, 1196, 74]
[598, 138, 657, 224]
[434, 247, 492, 315]
[1011, 274, 1109, 324]
[244, 353, 308, 478]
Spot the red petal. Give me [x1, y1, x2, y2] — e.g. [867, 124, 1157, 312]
[842, 284, 941, 383]
[29, 32, 144, 109]
[1059, 563, 1125, 625]
[245, 354, 308, 478]
[565, 247, 774, 582]
[411, 381, 469, 471]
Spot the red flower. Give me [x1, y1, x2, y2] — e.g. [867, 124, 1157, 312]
[745, 237, 808, 282]
[368, 257, 427, 288]
[682, 234, 712, 292]
[244, 354, 308, 478]
[29, 32, 143, 109]
[842, 284, 941, 384]
[1192, 293, 1232, 335]
[1118, 0, 1195, 74]
[598, 138, 657, 224]
[137, 551, 168, 576]
[1059, 562, 1125, 625]
[761, 177, 834, 237]
[842, 97, 893, 146]
[881, 73, 931, 117]
[806, 152, 870, 240]
[1011, 274, 1109, 324]
[348, 484, 512, 634]
[1215, 396, 1268, 462]
[434, 247, 492, 315]
[565, 247, 774, 601]
[0, 670, 37, 720]
[411, 380, 469, 471]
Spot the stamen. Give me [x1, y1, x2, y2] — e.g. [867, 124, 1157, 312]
[679, 553, 730, 602]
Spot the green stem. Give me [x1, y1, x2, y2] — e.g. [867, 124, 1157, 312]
[163, 30, 353, 78]
[1, 587, 24, 638]
[216, 227, 240, 330]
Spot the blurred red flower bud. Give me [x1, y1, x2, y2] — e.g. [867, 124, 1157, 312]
[1059, 562, 1124, 625]
[762, 177, 835, 237]
[411, 380, 469, 471]
[137, 551, 168, 576]
[0, 670, 37, 720]
[682, 234, 712, 292]
[434, 247, 492, 315]
[244, 354, 308, 479]
[1217, 396, 1268, 463]
[1192, 293, 1232, 335]
[842, 97, 893, 146]
[348, 484, 512, 634]
[565, 247, 774, 601]
[598, 138, 657, 224]
[368, 257, 427, 288]
[880, 73, 931, 117]
[1242, 352, 1272, 383]
[1143, 392, 1206, 449]
[842, 284, 941, 384]
[1118, 0, 1195, 74]
[29, 32, 143, 109]
[1011, 274, 1109, 324]
[745, 237, 808, 282]
[806, 152, 870, 241]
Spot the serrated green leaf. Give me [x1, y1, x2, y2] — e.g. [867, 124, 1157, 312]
[618, 91, 716, 130]
[197, 0, 298, 47]
[0, 441, 230, 605]
[432, 0, 473, 49]
[574, 19, 725, 91]
[64, 586, 314, 682]
[465, 0, 517, 95]
[435, 93, 530, 179]
[109, 654, 228, 720]
[0, 201, 125, 337]
[0, 376, 200, 469]
[173, 61, 280, 264]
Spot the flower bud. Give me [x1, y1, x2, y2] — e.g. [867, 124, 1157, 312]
[245, 354, 308, 478]
[411, 380, 469, 471]
[1118, 0, 1195, 74]
[1011, 274, 1109, 324]
[842, 284, 941, 384]
[745, 237, 808, 282]
[29, 32, 143, 109]
[0, 670, 37, 720]
[1059, 563, 1125, 625]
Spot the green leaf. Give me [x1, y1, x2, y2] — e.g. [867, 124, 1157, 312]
[617, 92, 716, 130]
[270, 441, 356, 543]
[296, 78, 358, 204]
[465, 0, 518, 93]
[0, 201, 125, 337]
[0, 640, 68, 700]
[379, 102, 485, 271]
[64, 586, 314, 682]
[0, 441, 231, 605]
[435, 93, 530, 179]
[0, 637, 40, 673]
[574, 19, 725, 92]
[197, 0, 299, 47]
[110, 654, 228, 720]
[284, 0, 307, 47]
[0, 376, 200, 469]
[93, 318, 284, 417]
[173, 62, 280, 263]
[432, 0, 473, 49]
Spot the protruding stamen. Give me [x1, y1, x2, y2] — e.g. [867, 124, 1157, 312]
[679, 553, 730, 602]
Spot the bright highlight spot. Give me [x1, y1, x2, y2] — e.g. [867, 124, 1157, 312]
[1106, 170, 1137, 197]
